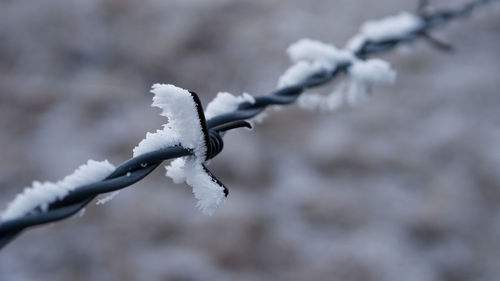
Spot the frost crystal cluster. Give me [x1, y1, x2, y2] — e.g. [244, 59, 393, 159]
[346, 12, 425, 52]
[204, 92, 255, 120]
[280, 11, 422, 112]
[281, 38, 396, 111]
[278, 39, 354, 89]
[204, 91, 268, 124]
[1, 160, 115, 221]
[135, 84, 229, 215]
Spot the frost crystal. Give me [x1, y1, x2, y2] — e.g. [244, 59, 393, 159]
[1, 160, 115, 221]
[135, 83, 226, 215]
[287, 38, 354, 67]
[349, 59, 396, 84]
[281, 35, 397, 111]
[183, 161, 226, 215]
[346, 12, 424, 51]
[298, 91, 344, 112]
[96, 191, 120, 205]
[133, 84, 204, 157]
[278, 61, 329, 88]
[165, 158, 227, 215]
[344, 34, 366, 53]
[346, 79, 371, 106]
[136, 84, 204, 155]
[166, 158, 187, 184]
[361, 12, 423, 41]
[345, 59, 396, 106]
[278, 39, 355, 88]
[205, 92, 255, 120]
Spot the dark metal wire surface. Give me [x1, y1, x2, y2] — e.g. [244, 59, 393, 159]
[0, 0, 496, 249]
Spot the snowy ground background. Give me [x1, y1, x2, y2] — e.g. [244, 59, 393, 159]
[0, 0, 499, 280]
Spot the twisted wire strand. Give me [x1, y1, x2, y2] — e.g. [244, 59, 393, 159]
[0, 0, 495, 249]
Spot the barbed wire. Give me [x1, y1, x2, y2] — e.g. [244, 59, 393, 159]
[0, 0, 496, 249]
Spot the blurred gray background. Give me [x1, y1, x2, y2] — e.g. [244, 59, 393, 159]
[0, 0, 499, 280]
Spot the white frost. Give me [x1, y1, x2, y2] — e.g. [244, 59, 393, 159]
[205, 91, 266, 124]
[346, 12, 424, 51]
[184, 162, 226, 215]
[297, 58, 395, 111]
[1, 160, 115, 221]
[346, 79, 371, 106]
[281, 35, 397, 112]
[166, 155, 226, 215]
[165, 158, 186, 184]
[135, 83, 226, 214]
[205, 92, 255, 120]
[287, 38, 353, 66]
[96, 191, 120, 205]
[344, 34, 366, 53]
[279, 39, 355, 88]
[344, 59, 396, 106]
[361, 12, 424, 41]
[166, 158, 223, 214]
[297, 91, 344, 112]
[349, 58, 396, 84]
[278, 61, 329, 88]
[77, 208, 86, 217]
[133, 84, 205, 158]
[133, 126, 181, 157]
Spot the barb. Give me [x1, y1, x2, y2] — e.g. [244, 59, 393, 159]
[0, 0, 496, 249]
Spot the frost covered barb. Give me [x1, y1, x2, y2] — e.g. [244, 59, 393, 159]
[0, 0, 496, 249]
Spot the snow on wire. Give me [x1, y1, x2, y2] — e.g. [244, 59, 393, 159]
[0, 0, 496, 249]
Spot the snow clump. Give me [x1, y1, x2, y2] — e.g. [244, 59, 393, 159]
[1, 160, 115, 221]
[135, 84, 227, 215]
[204, 92, 255, 120]
[346, 12, 424, 52]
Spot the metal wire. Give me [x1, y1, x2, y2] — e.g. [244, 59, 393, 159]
[0, 0, 496, 249]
